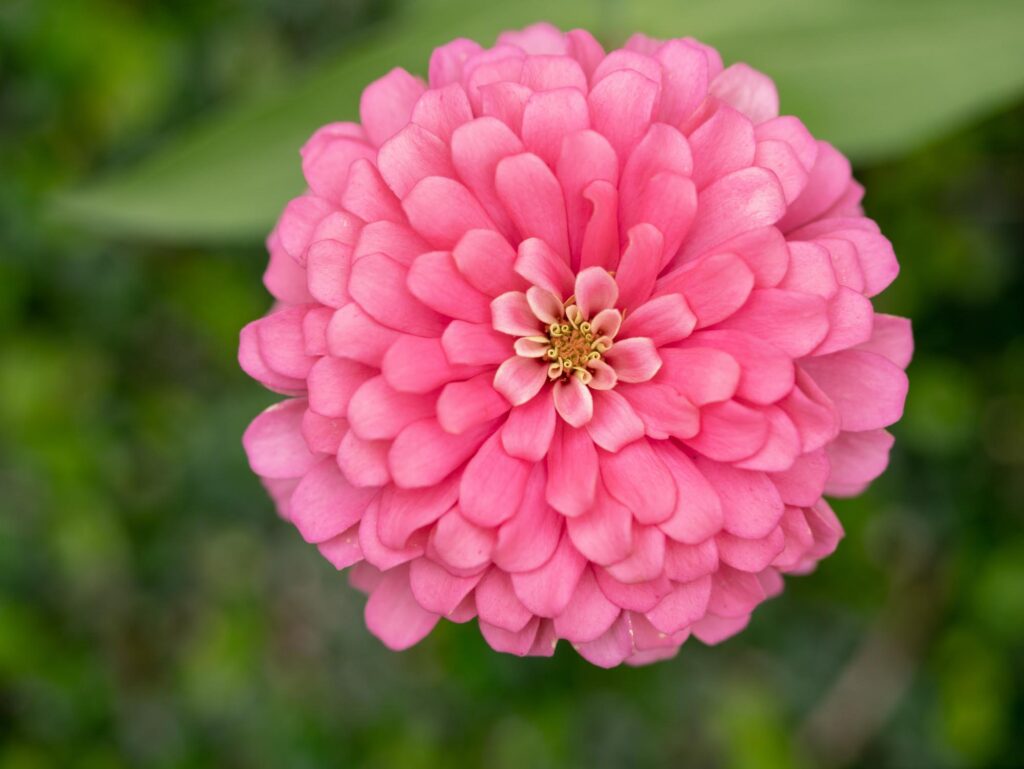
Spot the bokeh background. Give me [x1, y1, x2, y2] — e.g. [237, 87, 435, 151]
[2, 1, 1023, 767]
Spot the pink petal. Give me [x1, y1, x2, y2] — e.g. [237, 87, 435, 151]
[734, 405, 802, 473]
[697, 458, 784, 539]
[557, 130, 619, 263]
[691, 613, 751, 645]
[515, 238, 575, 298]
[663, 538, 719, 582]
[349, 252, 447, 336]
[646, 576, 712, 634]
[347, 377, 436, 441]
[800, 350, 908, 431]
[288, 458, 377, 543]
[717, 527, 785, 572]
[490, 291, 543, 337]
[495, 152, 571, 261]
[428, 38, 482, 88]
[620, 381, 700, 440]
[657, 252, 755, 329]
[719, 288, 830, 357]
[707, 564, 767, 617]
[341, 159, 404, 224]
[586, 389, 645, 452]
[437, 372, 511, 434]
[614, 224, 664, 311]
[501, 390, 557, 461]
[243, 399, 317, 479]
[579, 180, 620, 271]
[605, 524, 666, 583]
[359, 68, 426, 146]
[449, 117, 523, 236]
[825, 428, 895, 496]
[253, 305, 317, 380]
[756, 138, 810, 204]
[814, 287, 874, 356]
[546, 423, 598, 517]
[377, 476, 459, 550]
[493, 463, 563, 572]
[336, 431, 390, 488]
[428, 508, 495, 573]
[278, 194, 334, 263]
[475, 568, 533, 632]
[407, 250, 491, 323]
[778, 371, 841, 452]
[594, 569, 672, 612]
[317, 524, 362, 570]
[263, 234, 313, 304]
[574, 266, 619, 318]
[600, 438, 676, 524]
[520, 54, 588, 90]
[510, 530, 587, 617]
[382, 335, 485, 394]
[588, 69, 659, 163]
[552, 566, 621, 643]
[364, 564, 438, 650]
[684, 399, 769, 462]
[565, 474, 634, 564]
[553, 376, 594, 427]
[709, 63, 779, 124]
[778, 142, 853, 233]
[441, 320, 511, 366]
[627, 172, 698, 263]
[521, 87, 590, 167]
[459, 433, 531, 527]
[479, 618, 541, 657]
[604, 337, 661, 383]
[306, 240, 351, 308]
[408, 557, 481, 616]
[451, 228, 523, 297]
[326, 304, 400, 367]
[681, 330, 795, 405]
[377, 123, 455, 198]
[493, 356, 548, 406]
[854, 313, 913, 369]
[768, 448, 830, 507]
[402, 176, 496, 248]
[688, 105, 755, 190]
[307, 356, 374, 419]
[573, 615, 634, 668]
[656, 347, 741, 406]
[655, 39, 711, 125]
[301, 409, 344, 454]
[388, 417, 492, 488]
[411, 83, 473, 142]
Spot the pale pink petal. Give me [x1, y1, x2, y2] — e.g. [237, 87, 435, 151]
[579, 180, 620, 271]
[768, 448, 830, 507]
[307, 356, 374, 419]
[734, 405, 802, 473]
[428, 38, 483, 88]
[619, 293, 696, 347]
[377, 123, 455, 198]
[680, 330, 795, 405]
[688, 105, 755, 189]
[605, 524, 666, 583]
[594, 569, 672, 612]
[451, 228, 524, 297]
[317, 525, 363, 570]
[493, 356, 548, 406]
[655, 39, 711, 125]
[553, 376, 594, 427]
[348, 252, 447, 336]
[691, 613, 751, 645]
[491, 291, 544, 337]
[253, 305, 317, 380]
[449, 117, 523, 236]
[336, 430, 390, 488]
[604, 337, 661, 383]
[854, 314, 914, 368]
[614, 224, 664, 311]
[301, 409, 345, 454]
[663, 538, 719, 581]
[479, 618, 541, 657]
[657, 252, 755, 329]
[574, 266, 619, 318]
[326, 304, 400, 367]
[717, 527, 785, 572]
[557, 130, 619, 263]
[566, 474, 634, 564]
[646, 576, 712, 634]
[382, 335, 486, 394]
[342, 159, 405, 224]
[411, 83, 473, 142]
[475, 568, 533, 632]
[656, 347, 741, 406]
[588, 69, 659, 162]
[620, 381, 699, 440]
[684, 399, 769, 462]
[824, 428, 895, 497]
[408, 557, 481, 616]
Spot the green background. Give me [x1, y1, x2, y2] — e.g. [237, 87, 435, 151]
[1, 0, 1023, 766]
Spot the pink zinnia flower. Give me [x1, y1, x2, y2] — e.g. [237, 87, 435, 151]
[240, 23, 911, 667]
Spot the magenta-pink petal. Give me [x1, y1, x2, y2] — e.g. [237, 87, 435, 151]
[359, 68, 425, 146]
[656, 347, 741, 406]
[614, 224, 664, 311]
[244, 400, 318, 479]
[347, 376, 436, 441]
[657, 252, 755, 329]
[755, 138, 809, 204]
[574, 614, 634, 668]
[627, 172, 699, 263]
[691, 613, 751, 645]
[553, 376, 594, 427]
[652, 443, 724, 544]
[349, 252, 447, 337]
[307, 356, 374, 419]
[289, 458, 377, 543]
[459, 433, 531, 527]
[717, 288, 829, 358]
[734, 405, 802, 473]
[377, 475, 459, 550]
[479, 81, 531, 134]
[594, 569, 673, 612]
[301, 131, 375, 204]
[646, 576, 712, 634]
[684, 399, 769, 462]
[301, 409, 344, 454]
[411, 82, 473, 142]
[364, 564, 438, 651]
[769, 448, 830, 507]
[771, 505, 816, 570]
[813, 287, 874, 356]
[341, 159, 405, 224]
[521, 54, 589, 90]
[707, 564, 768, 618]
[306, 240, 351, 309]
[408, 557, 481, 616]
[827, 228, 899, 298]
[655, 39, 710, 125]
[579, 180, 620, 272]
[449, 117, 523, 237]
[441, 320, 511, 366]
[490, 291, 543, 337]
[437, 372, 511, 434]
[619, 124, 693, 226]
[681, 329, 795, 405]
[358, 497, 425, 569]
[716, 226, 790, 288]
[317, 524, 362, 570]
[326, 304, 399, 367]
[801, 350, 908, 431]
[552, 566, 621, 644]
[278, 194, 334, 264]
[779, 144, 855, 234]
[479, 617, 541, 657]
[621, 381, 699, 440]
[697, 458, 784, 540]
[403, 176, 497, 249]
[388, 417, 492, 488]
[854, 313, 913, 369]
[778, 371, 841, 453]
[377, 123, 455, 199]
[755, 116, 817, 173]
[566, 28, 604, 76]
[556, 130, 619, 263]
[475, 568, 533, 632]
[407, 250, 491, 323]
[604, 338, 662, 384]
[264, 234, 313, 304]
[428, 38, 482, 87]
[804, 499, 844, 559]
[688, 105, 755, 190]
[336, 430, 390, 488]
[605, 524, 666, 584]
[521, 87, 590, 167]
[510, 530, 587, 618]
[253, 305, 317, 380]
[780, 241, 838, 297]
[311, 208, 361, 248]
[451, 228, 523, 297]
[709, 63, 778, 124]
[716, 527, 785, 572]
[585, 389, 645, 452]
[574, 266, 619, 318]
[825, 428, 895, 497]
[514, 238, 575, 298]
[546, 423, 598, 517]
[677, 167, 786, 262]
[493, 463, 563, 572]
[663, 538, 719, 582]
[428, 507, 495, 573]
[492, 356, 548, 407]
[600, 438, 676, 524]
[566, 475, 634, 565]
[495, 152, 571, 261]
[588, 69, 659, 162]
[501, 390, 557, 461]
[381, 335, 485, 394]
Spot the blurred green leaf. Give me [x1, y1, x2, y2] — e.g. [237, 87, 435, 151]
[53, 0, 1024, 243]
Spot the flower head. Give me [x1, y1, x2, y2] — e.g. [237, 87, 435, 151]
[240, 23, 911, 666]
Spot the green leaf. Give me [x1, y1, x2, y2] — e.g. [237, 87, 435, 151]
[53, 0, 1024, 243]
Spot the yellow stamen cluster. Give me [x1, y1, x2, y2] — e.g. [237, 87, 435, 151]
[545, 306, 608, 383]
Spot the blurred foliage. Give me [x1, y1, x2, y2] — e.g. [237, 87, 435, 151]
[1, 1, 1023, 768]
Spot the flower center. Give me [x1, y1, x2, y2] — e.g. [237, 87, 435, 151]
[544, 306, 608, 383]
